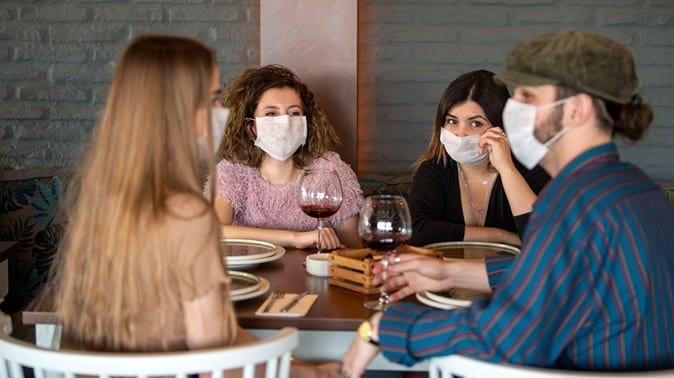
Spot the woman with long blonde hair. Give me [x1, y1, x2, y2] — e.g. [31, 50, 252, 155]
[40, 35, 339, 378]
[48, 34, 234, 351]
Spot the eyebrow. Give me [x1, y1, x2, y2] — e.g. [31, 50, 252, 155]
[446, 113, 489, 122]
[211, 88, 223, 101]
[260, 104, 303, 111]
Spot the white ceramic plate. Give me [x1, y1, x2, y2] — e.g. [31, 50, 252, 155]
[221, 239, 280, 261]
[416, 291, 464, 310]
[231, 277, 270, 302]
[226, 248, 286, 269]
[424, 290, 473, 308]
[423, 241, 519, 260]
[222, 239, 286, 269]
[228, 270, 262, 297]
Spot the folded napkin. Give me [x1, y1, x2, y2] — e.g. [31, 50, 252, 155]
[255, 293, 318, 317]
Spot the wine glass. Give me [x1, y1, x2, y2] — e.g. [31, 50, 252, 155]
[359, 194, 412, 311]
[298, 169, 343, 254]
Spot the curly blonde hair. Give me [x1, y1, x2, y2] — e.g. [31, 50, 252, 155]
[219, 64, 340, 168]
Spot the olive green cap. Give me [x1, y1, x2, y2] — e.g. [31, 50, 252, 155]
[495, 30, 638, 104]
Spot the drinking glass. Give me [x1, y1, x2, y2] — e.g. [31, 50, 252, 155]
[298, 169, 343, 254]
[359, 194, 412, 311]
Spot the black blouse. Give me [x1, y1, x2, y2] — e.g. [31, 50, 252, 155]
[408, 158, 550, 247]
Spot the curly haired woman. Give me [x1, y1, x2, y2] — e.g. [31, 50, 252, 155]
[209, 65, 363, 250]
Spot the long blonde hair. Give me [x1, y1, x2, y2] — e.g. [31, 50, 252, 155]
[47, 35, 237, 351]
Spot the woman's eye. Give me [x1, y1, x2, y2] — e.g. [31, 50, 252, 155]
[264, 112, 278, 117]
[445, 118, 457, 126]
[471, 121, 483, 128]
[290, 111, 303, 117]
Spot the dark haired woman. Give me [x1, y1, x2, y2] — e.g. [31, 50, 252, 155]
[408, 70, 550, 247]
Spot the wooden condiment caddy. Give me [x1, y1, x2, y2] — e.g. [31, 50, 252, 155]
[328, 245, 442, 294]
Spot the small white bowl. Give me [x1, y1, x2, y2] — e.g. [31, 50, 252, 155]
[306, 253, 330, 277]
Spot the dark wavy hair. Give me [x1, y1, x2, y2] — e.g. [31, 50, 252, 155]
[555, 85, 653, 142]
[413, 70, 510, 169]
[218, 64, 340, 168]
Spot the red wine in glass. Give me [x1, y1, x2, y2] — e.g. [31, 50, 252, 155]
[298, 169, 343, 253]
[300, 204, 340, 219]
[359, 195, 412, 311]
[362, 232, 410, 252]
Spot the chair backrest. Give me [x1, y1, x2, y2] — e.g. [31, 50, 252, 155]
[429, 355, 674, 378]
[1, 315, 298, 378]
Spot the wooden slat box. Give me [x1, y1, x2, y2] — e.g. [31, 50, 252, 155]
[328, 246, 442, 294]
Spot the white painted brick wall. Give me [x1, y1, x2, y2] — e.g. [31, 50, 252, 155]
[0, 0, 672, 180]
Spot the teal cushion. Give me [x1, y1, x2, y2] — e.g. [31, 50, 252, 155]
[0, 171, 71, 313]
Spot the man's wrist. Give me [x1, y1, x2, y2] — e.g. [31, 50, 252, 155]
[369, 312, 383, 344]
[358, 312, 384, 347]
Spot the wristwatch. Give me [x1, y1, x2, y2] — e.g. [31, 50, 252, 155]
[358, 319, 380, 346]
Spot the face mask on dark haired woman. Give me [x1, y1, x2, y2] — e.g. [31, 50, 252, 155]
[440, 128, 489, 165]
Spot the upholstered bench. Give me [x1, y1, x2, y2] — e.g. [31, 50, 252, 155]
[0, 169, 71, 315]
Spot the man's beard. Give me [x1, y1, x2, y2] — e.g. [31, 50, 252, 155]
[534, 104, 564, 144]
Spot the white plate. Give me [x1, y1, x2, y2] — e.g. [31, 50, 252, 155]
[221, 238, 286, 268]
[423, 241, 519, 260]
[221, 239, 280, 261]
[226, 247, 286, 269]
[228, 270, 262, 297]
[231, 277, 270, 302]
[416, 291, 464, 310]
[424, 290, 472, 308]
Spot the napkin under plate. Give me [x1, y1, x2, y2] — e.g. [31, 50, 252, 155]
[255, 293, 318, 317]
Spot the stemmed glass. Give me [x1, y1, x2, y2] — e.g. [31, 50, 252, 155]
[298, 169, 343, 254]
[359, 194, 412, 311]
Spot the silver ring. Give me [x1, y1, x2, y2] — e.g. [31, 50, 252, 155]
[392, 255, 401, 264]
[341, 371, 351, 378]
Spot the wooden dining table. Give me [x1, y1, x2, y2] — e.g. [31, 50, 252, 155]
[22, 242, 515, 373]
[234, 247, 430, 371]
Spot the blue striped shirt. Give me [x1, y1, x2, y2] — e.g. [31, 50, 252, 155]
[379, 143, 674, 370]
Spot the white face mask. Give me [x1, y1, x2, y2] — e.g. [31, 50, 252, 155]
[198, 107, 230, 162]
[440, 128, 489, 165]
[211, 107, 230, 151]
[503, 98, 570, 169]
[254, 115, 307, 161]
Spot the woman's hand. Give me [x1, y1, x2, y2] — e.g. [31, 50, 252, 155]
[479, 127, 516, 174]
[293, 227, 343, 250]
[373, 254, 454, 302]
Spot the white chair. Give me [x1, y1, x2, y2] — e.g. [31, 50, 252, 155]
[1, 315, 298, 378]
[429, 354, 674, 378]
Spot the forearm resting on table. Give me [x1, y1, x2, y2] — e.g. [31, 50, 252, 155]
[220, 224, 307, 248]
[464, 225, 521, 246]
